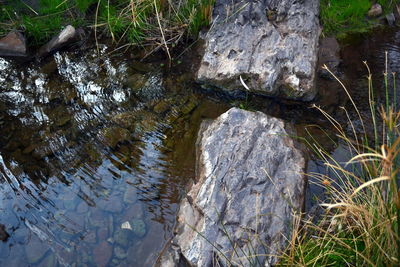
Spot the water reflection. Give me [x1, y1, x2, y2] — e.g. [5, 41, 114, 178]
[0, 47, 228, 266]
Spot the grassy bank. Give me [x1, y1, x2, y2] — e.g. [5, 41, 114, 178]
[280, 60, 400, 265]
[321, 0, 399, 38]
[0, 0, 214, 47]
[1, 1, 399, 49]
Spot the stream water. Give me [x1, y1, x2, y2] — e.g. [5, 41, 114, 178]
[0, 45, 229, 266]
[0, 27, 399, 266]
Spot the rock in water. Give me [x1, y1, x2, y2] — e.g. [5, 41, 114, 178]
[161, 108, 305, 266]
[368, 4, 383, 18]
[93, 241, 112, 267]
[38, 25, 78, 58]
[0, 32, 27, 58]
[197, 0, 321, 101]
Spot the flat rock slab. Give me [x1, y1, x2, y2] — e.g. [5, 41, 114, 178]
[161, 108, 305, 266]
[197, 0, 320, 101]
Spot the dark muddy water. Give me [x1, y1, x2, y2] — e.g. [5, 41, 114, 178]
[0, 27, 399, 266]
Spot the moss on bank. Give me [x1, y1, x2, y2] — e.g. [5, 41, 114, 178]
[321, 0, 399, 38]
[0, 0, 214, 46]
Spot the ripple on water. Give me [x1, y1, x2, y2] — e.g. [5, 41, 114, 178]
[0, 47, 228, 266]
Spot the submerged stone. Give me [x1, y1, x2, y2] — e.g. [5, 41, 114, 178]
[131, 218, 146, 238]
[114, 246, 128, 259]
[153, 99, 171, 114]
[92, 241, 112, 267]
[39, 252, 56, 267]
[114, 229, 132, 247]
[123, 186, 137, 204]
[101, 127, 131, 148]
[25, 237, 49, 264]
[83, 231, 97, 244]
[124, 73, 148, 91]
[89, 209, 108, 228]
[38, 25, 79, 58]
[123, 203, 144, 221]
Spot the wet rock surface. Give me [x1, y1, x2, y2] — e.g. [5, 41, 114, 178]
[197, 0, 321, 100]
[38, 25, 81, 58]
[0, 31, 27, 58]
[93, 241, 113, 267]
[161, 108, 306, 266]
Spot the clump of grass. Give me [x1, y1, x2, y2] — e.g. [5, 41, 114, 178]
[280, 57, 400, 265]
[321, 0, 399, 38]
[0, 0, 215, 50]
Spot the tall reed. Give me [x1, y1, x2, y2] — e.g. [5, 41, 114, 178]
[280, 57, 400, 266]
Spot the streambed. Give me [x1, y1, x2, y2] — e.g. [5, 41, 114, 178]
[0, 27, 399, 266]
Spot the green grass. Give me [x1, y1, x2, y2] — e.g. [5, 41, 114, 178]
[321, 0, 399, 38]
[0, 0, 214, 48]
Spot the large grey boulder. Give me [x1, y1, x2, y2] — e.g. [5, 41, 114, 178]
[197, 0, 320, 101]
[0, 31, 27, 58]
[160, 108, 305, 266]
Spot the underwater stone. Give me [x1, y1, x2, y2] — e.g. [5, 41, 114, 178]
[39, 252, 56, 267]
[124, 73, 148, 91]
[98, 196, 123, 213]
[76, 201, 89, 214]
[97, 227, 109, 241]
[123, 203, 144, 221]
[153, 99, 171, 114]
[114, 246, 128, 259]
[25, 236, 49, 264]
[83, 231, 97, 244]
[38, 25, 79, 58]
[101, 127, 131, 148]
[89, 209, 108, 228]
[131, 218, 146, 238]
[123, 186, 137, 204]
[113, 229, 132, 247]
[92, 241, 112, 267]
